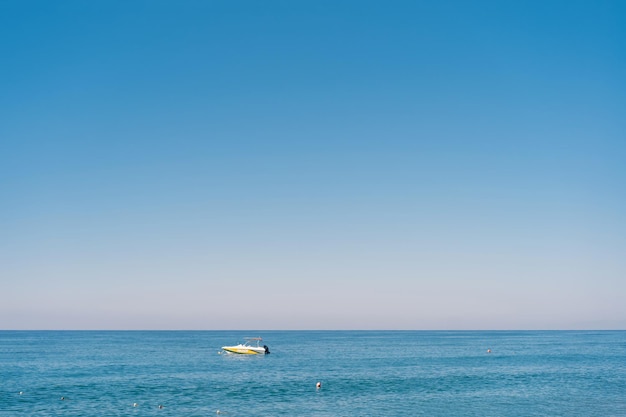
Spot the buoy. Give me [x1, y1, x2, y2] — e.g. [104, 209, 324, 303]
[158, 404, 163, 409]
[216, 410, 221, 414]
[487, 349, 491, 353]
[61, 396, 65, 400]
[316, 382, 321, 389]
[133, 403, 138, 407]
[19, 392, 23, 395]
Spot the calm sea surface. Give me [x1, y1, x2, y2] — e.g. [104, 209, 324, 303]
[1, 331, 625, 416]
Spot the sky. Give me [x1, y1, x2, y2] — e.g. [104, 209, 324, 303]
[1, 0, 625, 330]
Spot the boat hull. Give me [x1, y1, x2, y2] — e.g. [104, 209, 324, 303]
[222, 346, 265, 355]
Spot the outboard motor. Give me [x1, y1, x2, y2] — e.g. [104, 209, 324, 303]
[263, 345, 270, 354]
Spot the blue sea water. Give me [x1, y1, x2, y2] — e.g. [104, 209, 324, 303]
[1, 331, 625, 416]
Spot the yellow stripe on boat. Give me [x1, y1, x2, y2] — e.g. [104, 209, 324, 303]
[223, 348, 260, 354]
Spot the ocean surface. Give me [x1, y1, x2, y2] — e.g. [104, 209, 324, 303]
[1, 331, 625, 416]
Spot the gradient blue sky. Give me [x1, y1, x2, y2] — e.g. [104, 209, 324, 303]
[1, 0, 625, 330]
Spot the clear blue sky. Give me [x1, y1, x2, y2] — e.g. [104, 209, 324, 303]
[1, 0, 625, 330]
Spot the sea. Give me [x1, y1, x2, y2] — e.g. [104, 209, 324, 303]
[1, 331, 625, 416]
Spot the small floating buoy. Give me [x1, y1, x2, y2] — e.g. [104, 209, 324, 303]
[316, 382, 321, 389]
[60, 396, 65, 401]
[216, 410, 221, 414]
[487, 348, 491, 353]
[133, 403, 138, 407]
[19, 392, 23, 395]
[158, 404, 163, 409]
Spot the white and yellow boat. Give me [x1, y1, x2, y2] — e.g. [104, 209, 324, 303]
[222, 337, 270, 355]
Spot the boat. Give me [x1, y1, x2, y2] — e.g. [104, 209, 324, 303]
[221, 337, 270, 355]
